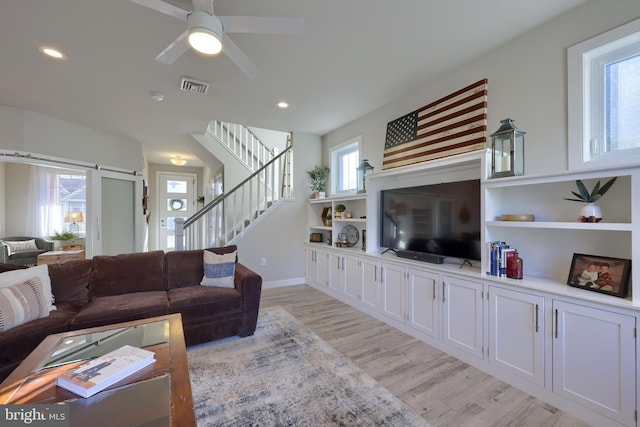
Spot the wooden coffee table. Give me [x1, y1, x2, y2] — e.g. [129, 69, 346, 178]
[37, 249, 85, 265]
[0, 314, 195, 426]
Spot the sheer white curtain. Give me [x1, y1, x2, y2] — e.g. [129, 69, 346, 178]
[26, 166, 71, 238]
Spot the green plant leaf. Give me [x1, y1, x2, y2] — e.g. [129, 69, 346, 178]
[597, 177, 617, 195]
[575, 180, 589, 201]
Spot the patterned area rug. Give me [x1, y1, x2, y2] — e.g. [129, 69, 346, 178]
[188, 306, 431, 426]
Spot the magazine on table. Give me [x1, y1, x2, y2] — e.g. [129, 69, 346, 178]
[56, 344, 155, 398]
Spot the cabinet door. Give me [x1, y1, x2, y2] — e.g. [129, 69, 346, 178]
[343, 255, 359, 300]
[329, 252, 345, 293]
[380, 262, 405, 323]
[407, 268, 439, 339]
[305, 248, 317, 285]
[360, 258, 379, 310]
[553, 300, 636, 426]
[442, 276, 483, 359]
[489, 286, 544, 386]
[316, 249, 329, 288]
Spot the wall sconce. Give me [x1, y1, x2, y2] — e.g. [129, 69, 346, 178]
[490, 118, 525, 178]
[64, 212, 84, 233]
[170, 156, 187, 166]
[356, 159, 374, 194]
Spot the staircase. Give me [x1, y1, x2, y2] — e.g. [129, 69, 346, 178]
[207, 120, 276, 173]
[176, 132, 293, 250]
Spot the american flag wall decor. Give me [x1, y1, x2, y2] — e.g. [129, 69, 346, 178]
[382, 79, 488, 170]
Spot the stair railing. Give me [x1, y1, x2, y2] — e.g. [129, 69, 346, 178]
[175, 142, 293, 250]
[207, 121, 275, 173]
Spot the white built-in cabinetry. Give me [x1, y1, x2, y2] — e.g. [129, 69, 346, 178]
[305, 150, 640, 427]
[488, 286, 545, 387]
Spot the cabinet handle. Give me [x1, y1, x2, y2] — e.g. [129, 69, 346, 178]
[554, 309, 558, 339]
[432, 282, 436, 300]
[442, 282, 446, 303]
[380, 267, 384, 283]
[374, 266, 377, 282]
[342, 257, 345, 270]
[337, 256, 341, 269]
[535, 304, 539, 333]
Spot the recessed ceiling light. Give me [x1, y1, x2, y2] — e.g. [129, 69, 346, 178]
[38, 46, 66, 59]
[277, 101, 289, 109]
[151, 91, 165, 102]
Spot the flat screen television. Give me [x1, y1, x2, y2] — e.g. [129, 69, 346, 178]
[379, 179, 481, 263]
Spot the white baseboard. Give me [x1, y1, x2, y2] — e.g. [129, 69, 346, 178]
[262, 277, 305, 289]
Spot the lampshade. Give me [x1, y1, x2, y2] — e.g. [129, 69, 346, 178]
[64, 212, 84, 223]
[170, 156, 188, 166]
[187, 11, 223, 55]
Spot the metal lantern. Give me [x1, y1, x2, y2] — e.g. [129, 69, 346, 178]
[356, 159, 374, 193]
[489, 118, 525, 178]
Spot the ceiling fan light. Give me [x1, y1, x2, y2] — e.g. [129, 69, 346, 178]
[188, 30, 222, 54]
[187, 10, 223, 55]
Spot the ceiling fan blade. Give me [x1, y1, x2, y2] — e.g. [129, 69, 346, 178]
[222, 34, 260, 80]
[129, 0, 188, 21]
[219, 16, 304, 35]
[155, 31, 190, 64]
[191, 0, 214, 14]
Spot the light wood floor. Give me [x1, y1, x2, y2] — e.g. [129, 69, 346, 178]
[260, 284, 591, 427]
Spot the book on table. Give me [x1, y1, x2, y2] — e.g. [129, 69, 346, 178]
[56, 344, 155, 398]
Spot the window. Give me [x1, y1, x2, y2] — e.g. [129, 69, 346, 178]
[568, 18, 640, 169]
[30, 166, 87, 237]
[330, 137, 361, 194]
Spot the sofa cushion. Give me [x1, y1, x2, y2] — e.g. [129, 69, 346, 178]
[165, 246, 237, 289]
[89, 251, 166, 298]
[201, 250, 236, 288]
[0, 264, 55, 312]
[71, 291, 169, 330]
[48, 259, 92, 303]
[0, 301, 83, 378]
[1, 239, 38, 256]
[0, 277, 50, 332]
[168, 286, 241, 318]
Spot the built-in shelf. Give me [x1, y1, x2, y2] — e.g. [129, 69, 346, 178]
[485, 220, 632, 231]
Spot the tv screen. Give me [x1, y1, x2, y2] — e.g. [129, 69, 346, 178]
[379, 179, 481, 262]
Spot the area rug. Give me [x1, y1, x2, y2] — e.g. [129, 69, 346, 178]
[187, 306, 431, 426]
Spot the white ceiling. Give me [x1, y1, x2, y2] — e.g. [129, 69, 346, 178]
[0, 0, 589, 166]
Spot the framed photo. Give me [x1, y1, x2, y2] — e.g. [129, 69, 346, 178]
[567, 253, 631, 298]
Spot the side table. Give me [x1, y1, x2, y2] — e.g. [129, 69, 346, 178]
[37, 250, 85, 265]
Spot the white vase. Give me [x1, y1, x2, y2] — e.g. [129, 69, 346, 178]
[579, 202, 602, 223]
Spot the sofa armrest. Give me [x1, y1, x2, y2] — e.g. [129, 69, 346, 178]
[0, 244, 8, 264]
[35, 238, 54, 252]
[234, 262, 262, 336]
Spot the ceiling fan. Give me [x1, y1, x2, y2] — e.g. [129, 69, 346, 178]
[130, 0, 304, 80]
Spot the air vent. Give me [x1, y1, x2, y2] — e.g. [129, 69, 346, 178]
[180, 77, 210, 95]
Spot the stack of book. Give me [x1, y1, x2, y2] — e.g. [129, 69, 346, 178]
[56, 345, 155, 398]
[486, 241, 518, 278]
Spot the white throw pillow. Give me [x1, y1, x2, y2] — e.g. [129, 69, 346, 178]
[2, 239, 38, 256]
[0, 264, 56, 312]
[0, 277, 50, 332]
[201, 250, 236, 288]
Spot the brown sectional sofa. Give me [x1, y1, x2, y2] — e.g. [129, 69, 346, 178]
[0, 245, 262, 383]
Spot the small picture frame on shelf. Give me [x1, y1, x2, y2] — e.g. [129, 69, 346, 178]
[567, 253, 631, 298]
[321, 207, 332, 226]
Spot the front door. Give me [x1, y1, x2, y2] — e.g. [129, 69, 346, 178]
[157, 172, 197, 251]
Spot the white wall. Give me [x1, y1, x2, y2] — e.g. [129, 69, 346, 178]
[0, 106, 144, 172]
[237, 131, 321, 285]
[322, 0, 640, 178]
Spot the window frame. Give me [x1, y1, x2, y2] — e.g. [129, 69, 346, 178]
[568, 18, 640, 170]
[330, 136, 361, 195]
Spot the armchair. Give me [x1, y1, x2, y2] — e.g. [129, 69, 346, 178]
[0, 236, 54, 266]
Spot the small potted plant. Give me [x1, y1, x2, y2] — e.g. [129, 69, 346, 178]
[334, 204, 346, 219]
[307, 165, 330, 198]
[49, 231, 78, 250]
[563, 177, 617, 222]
